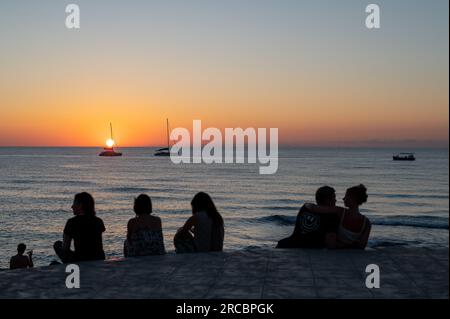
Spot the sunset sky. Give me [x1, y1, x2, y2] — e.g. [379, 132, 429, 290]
[0, 0, 448, 147]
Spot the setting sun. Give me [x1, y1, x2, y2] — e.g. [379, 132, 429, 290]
[106, 139, 115, 148]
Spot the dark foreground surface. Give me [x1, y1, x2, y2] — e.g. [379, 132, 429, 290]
[0, 247, 448, 299]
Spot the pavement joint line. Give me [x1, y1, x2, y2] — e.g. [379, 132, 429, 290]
[306, 250, 320, 298]
[260, 247, 272, 298]
[382, 249, 430, 298]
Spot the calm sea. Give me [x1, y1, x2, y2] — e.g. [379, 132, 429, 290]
[0, 147, 448, 268]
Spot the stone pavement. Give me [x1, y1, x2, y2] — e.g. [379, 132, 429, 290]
[0, 247, 447, 299]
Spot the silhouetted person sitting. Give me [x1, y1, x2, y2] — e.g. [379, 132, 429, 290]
[10, 244, 33, 270]
[54, 192, 106, 263]
[276, 186, 340, 248]
[124, 194, 166, 257]
[174, 192, 224, 253]
[304, 184, 372, 249]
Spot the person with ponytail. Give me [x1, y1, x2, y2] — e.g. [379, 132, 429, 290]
[304, 184, 371, 249]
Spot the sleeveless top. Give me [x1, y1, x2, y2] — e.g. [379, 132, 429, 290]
[125, 229, 166, 257]
[194, 211, 224, 252]
[337, 209, 367, 245]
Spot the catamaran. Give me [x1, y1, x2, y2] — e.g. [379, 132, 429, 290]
[99, 123, 122, 157]
[154, 119, 172, 157]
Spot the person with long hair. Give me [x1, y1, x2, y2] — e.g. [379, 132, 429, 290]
[174, 192, 224, 253]
[54, 192, 106, 263]
[304, 184, 372, 249]
[124, 194, 166, 257]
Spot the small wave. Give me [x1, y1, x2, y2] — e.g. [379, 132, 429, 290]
[380, 194, 449, 200]
[103, 187, 152, 194]
[368, 240, 411, 248]
[258, 215, 296, 226]
[104, 187, 184, 195]
[264, 198, 301, 204]
[370, 215, 448, 230]
[258, 214, 449, 230]
[395, 202, 429, 207]
[262, 206, 298, 211]
[10, 179, 42, 185]
[7, 179, 95, 188]
[53, 180, 95, 187]
[242, 245, 266, 251]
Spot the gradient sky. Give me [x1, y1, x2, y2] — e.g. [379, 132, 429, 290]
[0, 0, 448, 147]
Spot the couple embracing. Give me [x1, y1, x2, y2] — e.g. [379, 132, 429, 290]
[277, 184, 371, 249]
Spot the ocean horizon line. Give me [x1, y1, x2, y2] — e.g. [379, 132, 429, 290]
[0, 145, 448, 150]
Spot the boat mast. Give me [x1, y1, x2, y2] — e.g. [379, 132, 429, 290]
[110, 123, 114, 141]
[166, 118, 170, 150]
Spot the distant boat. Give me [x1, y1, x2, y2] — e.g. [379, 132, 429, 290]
[99, 123, 122, 157]
[154, 119, 172, 157]
[393, 153, 415, 161]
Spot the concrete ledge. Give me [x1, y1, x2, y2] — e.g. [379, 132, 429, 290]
[0, 247, 448, 299]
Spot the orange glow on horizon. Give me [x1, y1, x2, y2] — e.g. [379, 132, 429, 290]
[0, 1, 448, 148]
